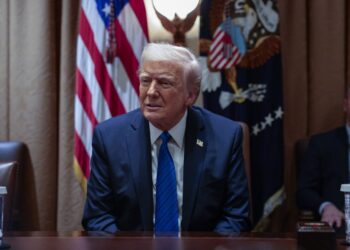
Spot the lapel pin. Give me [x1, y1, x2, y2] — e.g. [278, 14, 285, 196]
[196, 139, 203, 147]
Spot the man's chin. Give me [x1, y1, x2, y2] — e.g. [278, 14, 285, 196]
[143, 114, 167, 129]
[143, 113, 161, 123]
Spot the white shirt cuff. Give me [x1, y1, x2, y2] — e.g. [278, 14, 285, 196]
[319, 201, 332, 215]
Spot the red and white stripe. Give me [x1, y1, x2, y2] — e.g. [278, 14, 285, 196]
[208, 26, 241, 70]
[74, 0, 148, 187]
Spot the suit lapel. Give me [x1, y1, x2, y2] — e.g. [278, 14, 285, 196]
[126, 111, 153, 230]
[181, 108, 207, 230]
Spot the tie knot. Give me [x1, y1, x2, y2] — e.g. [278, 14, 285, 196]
[160, 131, 171, 144]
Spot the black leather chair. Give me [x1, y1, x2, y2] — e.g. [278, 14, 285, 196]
[0, 141, 39, 230]
[0, 162, 17, 230]
[295, 138, 315, 221]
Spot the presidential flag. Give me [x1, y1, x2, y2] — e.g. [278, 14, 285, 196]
[74, 0, 149, 190]
[199, 0, 284, 230]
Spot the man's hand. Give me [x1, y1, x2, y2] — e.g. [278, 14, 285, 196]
[321, 203, 344, 228]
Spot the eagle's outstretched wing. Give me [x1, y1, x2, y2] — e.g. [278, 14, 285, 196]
[182, 1, 200, 33]
[152, 1, 176, 33]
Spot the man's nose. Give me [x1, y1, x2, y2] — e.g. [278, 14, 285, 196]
[147, 80, 158, 96]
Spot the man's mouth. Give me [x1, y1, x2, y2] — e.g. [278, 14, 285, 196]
[145, 103, 162, 110]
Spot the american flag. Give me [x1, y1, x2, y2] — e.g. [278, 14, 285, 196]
[74, 0, 149, 190]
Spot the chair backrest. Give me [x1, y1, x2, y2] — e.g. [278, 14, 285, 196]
[294, 137, 315, 221]
[238, 122, 253, 222]
[0, 141, 39, 230]
[0, 162, 18, 230]
[295, 138, 309, 171]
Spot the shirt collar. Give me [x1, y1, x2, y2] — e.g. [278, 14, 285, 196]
[149, 110, 187, 149]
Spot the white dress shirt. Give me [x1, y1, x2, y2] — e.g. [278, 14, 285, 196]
[149, 111, 187, 229]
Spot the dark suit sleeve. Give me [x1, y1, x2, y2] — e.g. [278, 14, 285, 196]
[296, 137, 324, 213]
[214, 125, 251, 233]
[82, 127, 118, 233]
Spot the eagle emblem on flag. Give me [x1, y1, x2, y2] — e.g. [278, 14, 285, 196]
[200, 0, 280, 107]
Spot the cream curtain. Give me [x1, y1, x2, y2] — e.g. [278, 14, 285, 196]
[56, 0, 84, 231]
[0, 0, 82, 230]
[0, 0, 349, 231]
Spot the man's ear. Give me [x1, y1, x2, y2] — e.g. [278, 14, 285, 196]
[186, 89, 199, 106]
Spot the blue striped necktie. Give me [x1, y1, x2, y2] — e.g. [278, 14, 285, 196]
[155, 131, 179, 233]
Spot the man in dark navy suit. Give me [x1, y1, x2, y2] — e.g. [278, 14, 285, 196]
[297, 89, 350, 230]
[82, 43, 250, 233]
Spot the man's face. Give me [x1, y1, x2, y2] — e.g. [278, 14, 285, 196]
[139, 60, 196, 131]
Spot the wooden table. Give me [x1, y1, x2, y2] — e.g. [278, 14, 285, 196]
[2, 232, 349, 250]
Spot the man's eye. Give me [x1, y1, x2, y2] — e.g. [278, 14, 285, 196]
[159, 80, 173, 88]
[140, 78, 151, 85]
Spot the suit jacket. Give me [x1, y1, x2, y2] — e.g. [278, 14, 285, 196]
[296, 126, 348, 215]
[82, 106, 250, 233]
